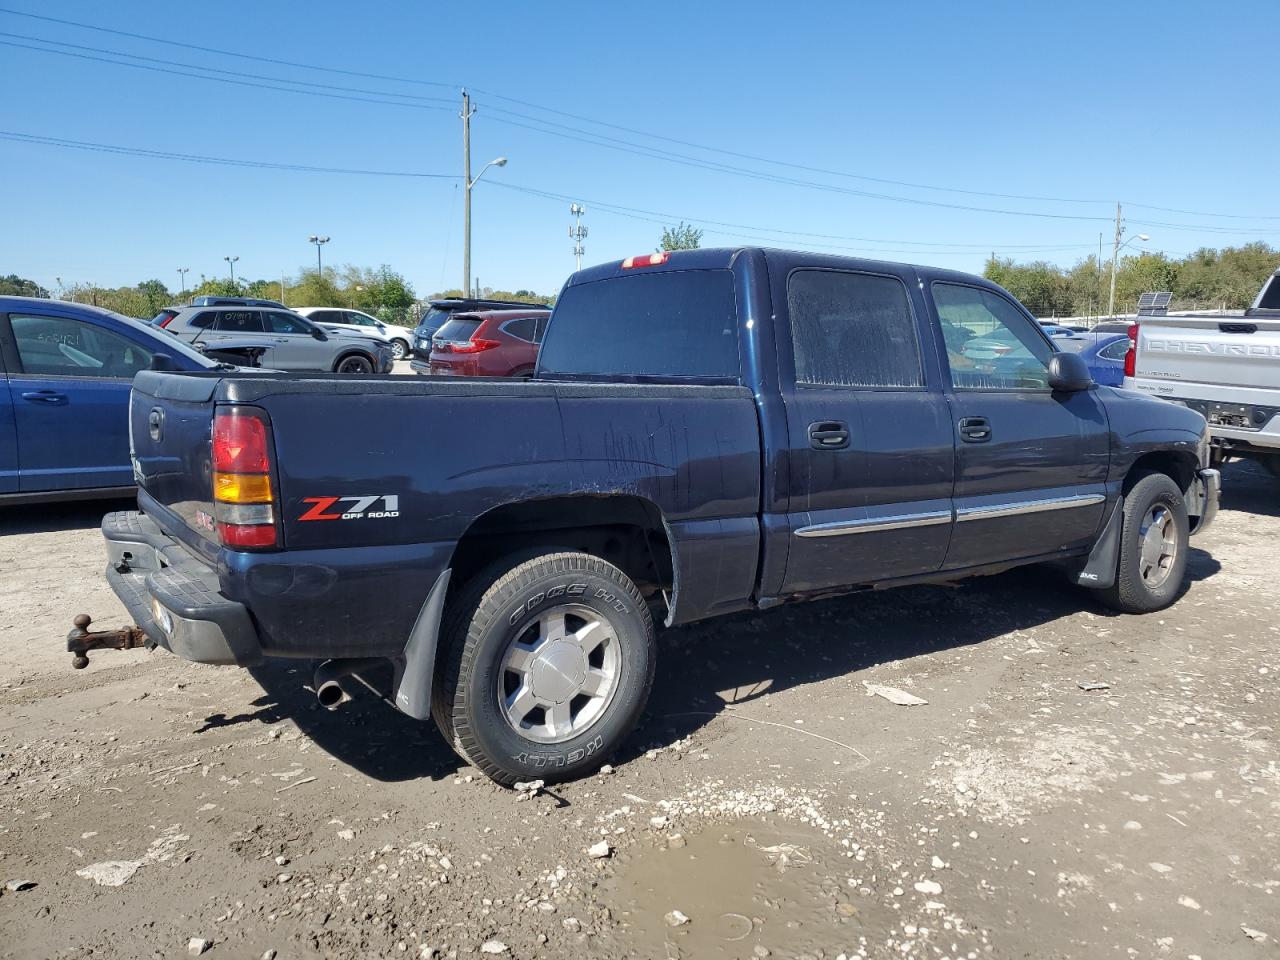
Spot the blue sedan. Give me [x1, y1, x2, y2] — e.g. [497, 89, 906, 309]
[0, 296, 218, 503]
[1054, 331, 1130, 387]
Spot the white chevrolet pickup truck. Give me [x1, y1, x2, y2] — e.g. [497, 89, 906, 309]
[1126, 269, 1280, 477]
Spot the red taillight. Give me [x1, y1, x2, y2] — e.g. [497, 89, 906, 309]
[212, 408, 277, 549]
[451, 338, 501, 354]
[158, 314, 174, 328]
[621, 252, 670, 269]
[213, 411, 270, 473]
[1124, 322, 1139, 378]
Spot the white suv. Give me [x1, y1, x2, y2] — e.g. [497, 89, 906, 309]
[293, 308, 414, 360]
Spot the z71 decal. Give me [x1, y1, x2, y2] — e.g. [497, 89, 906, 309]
[298, 495, 400, 522]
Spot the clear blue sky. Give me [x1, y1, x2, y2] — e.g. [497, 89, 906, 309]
[2, 0, 1276, 298]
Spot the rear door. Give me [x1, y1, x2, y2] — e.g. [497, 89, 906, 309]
[1, 311, 154, 491]
[0, 340, 15, 493]
[774, 262, 955, 593]
[926, 279, 1109, 569]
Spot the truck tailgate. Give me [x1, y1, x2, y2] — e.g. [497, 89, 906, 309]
[128, 371, 223, 552]
[1135, 316, 1280, 394]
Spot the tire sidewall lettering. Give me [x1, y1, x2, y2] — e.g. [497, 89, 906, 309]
[508, 582, 588, 625]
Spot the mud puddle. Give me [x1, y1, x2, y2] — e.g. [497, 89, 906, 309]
[604, 823, 889, 959]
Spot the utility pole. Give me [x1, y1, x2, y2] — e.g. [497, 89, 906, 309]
[1107, 202, 1123, 317]
[569, 204, 588, 271]
[460, 89, 508, 297]
[281, 271, 288, 306]
[462, 89, 474, 296]
[177, 267, 189, 297]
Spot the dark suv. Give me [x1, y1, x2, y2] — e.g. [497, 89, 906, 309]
[412, 297, 551, 360]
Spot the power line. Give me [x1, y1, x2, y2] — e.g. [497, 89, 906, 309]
[0, 30, 455, 104]
[0, 130, 461, 178]
[0, 6, 454, 89]
[0, 129, 1091, 255]
[3, 5, 1275, 222]
[0, 38, 454, 112]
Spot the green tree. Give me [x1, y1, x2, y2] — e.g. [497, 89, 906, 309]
[0, 274, 50, 298]
[136, 279, 171, 315]
[659, 222, 703, 251]
[287, 268, 344, 308]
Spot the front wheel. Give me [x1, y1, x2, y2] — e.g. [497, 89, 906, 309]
[1099, 471, 1190, 613]
[433, 551, 656, 785]
[335, 353, 374, 374]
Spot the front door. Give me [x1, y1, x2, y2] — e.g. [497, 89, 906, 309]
[2, 311, 154, 491]
[264, 310, 323, 369]
[927, 279, 1109, 569]
[777, 265, 955, 594]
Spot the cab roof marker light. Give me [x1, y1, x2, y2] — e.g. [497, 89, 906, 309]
[621, 252, 670, 270]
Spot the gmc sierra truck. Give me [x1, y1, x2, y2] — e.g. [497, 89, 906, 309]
[96, 248, 1220, 785]
[1126, 268, 1280, 476]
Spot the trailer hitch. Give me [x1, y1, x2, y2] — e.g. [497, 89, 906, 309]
[67, 614, 153, 669]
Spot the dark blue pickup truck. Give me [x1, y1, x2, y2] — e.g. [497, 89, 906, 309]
[99, 248, 1220, 784]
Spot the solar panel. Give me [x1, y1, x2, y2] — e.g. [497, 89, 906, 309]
[1137, 291, 1172, 316]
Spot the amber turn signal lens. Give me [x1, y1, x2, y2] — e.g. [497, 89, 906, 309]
[213, 471, 273, 504]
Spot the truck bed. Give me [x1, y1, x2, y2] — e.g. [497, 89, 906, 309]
[128, 370, 763, 657]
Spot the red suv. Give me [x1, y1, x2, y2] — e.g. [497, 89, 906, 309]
[426, 309, 549, 378]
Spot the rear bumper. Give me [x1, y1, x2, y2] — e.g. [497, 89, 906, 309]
[102, 510, 262, 666]
[1190, 467, 1221, 535]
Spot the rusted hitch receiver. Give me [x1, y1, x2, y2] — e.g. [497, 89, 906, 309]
[67, 614, 153, 669]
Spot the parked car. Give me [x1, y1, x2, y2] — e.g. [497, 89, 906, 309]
[1126, 267, 1280, 474]
[103, 247, 1218, 786]
[411, 297, 552, 360]
[1038, 319, 1089, 333]
[416, 309, 550, 378]
[158, 305, 394, 373]
[1054, 332, 1129, 386]
[0, 296, 230, 503]
[293, 307, 413, 361]
[189, 296, 287, 309]
[150, 307, 182, 328]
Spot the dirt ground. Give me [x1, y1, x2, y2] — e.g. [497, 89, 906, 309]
[0, 461, 1276, 960]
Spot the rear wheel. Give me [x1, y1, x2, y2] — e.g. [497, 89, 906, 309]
[433, 551, 655, 785]
[1099, 471, 1189, 613]
[335, 353, 374, 374]
[390, 339, 409, 360]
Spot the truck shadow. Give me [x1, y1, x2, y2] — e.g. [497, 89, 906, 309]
[0, 497, 134, 536]
[625, 544, 1222, 763]
[1218, 458, 1279, 518]
[235, 542, 1220, 784]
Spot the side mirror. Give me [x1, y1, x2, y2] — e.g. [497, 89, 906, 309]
[1047, 351, 1093, 392]
[311, 328, 328, 341]
[148, 353, 178, 371]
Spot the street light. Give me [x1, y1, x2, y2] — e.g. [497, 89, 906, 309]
[309, 235, 330, 276]
[1107, 233, 1150, 316]
[224, 255, 239, 282]
[177, 267, 189, 297]
[463, 156, 507, 297]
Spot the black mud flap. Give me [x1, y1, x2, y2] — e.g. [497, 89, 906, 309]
[1072, 498, 1123, 590]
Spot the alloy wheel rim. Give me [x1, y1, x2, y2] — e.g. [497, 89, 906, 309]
[392, 341, 406, 359]
[1138, 504, 1178, 587]
[497, 604, 621, 744]
[339, 357, 371, 373]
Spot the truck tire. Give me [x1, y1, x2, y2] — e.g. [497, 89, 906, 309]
[432, 551, 656, 786]
[1099, 472, 1189, 614]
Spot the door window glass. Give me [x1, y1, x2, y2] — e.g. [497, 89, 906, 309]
[213, 310, 265, 333]
[1098, 339, 1129, 361]
[265, 312, 310, 334]
[933, 283, 1052, 390]
[502, 317, 536, 342]
[786, 270, 923, 388]
[10, 314, 154, 378]
[345, 312, 376, 327]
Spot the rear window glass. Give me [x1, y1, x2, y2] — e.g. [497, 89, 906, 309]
[435, 317, 482, 342]
[786, 269, 923, 388]
[189, 311, 215, 329]
[539, 269, 739, 379]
